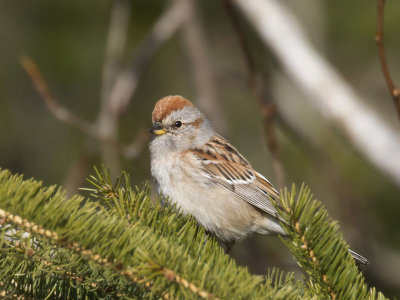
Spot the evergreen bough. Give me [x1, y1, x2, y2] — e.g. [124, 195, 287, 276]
[0, 167, 387, 299]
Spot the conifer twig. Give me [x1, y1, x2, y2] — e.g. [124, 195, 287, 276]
[162, 268, 219, 300]
[1, 168, 388, 299]
[0, 288, 33, 300]
[0, 208, 219, 300]
[0, 208, 154, 294]
[8, 241, 127, 298]
[376, 0, 400, 120]
[275, 185, 371, 299]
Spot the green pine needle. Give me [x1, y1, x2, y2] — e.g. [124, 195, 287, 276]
[0, 167, 302, 299]
[273, 184, 387, 299]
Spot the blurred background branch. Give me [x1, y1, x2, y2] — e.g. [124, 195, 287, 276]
[20, 0, 188, 192]
[20, 54, 148, 195]
[20, 55, 147, 163]
[97, 0, 132, 177]
[181, 0, 226, 133]
[223, 0, 285, 188]
[376, 0, 400, 120]
[234, 0, 400, 188]
[107, 0, 189, 117]
[20, 56, 98, 139]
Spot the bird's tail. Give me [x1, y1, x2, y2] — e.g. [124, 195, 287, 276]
[261, 218, 369, 267]
[349, 249, 369, 266]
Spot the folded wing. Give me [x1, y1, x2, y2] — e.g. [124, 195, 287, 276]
[192, 135, 282, 219]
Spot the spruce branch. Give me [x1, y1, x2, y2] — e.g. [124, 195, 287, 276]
[0, 241, 129, 299]
[0, 167, 390, 299]
[0, 168, 301, 299]
[1, 167, 387, 299]
[0, 210, 145, 299]
[274, 184, 386, 299]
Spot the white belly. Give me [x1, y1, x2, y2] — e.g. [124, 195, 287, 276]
[150, 152, 262, 241]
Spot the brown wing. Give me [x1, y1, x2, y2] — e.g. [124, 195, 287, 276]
[192, 135, 281, 218]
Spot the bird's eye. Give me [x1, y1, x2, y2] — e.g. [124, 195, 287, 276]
[174, 121, 182, 128]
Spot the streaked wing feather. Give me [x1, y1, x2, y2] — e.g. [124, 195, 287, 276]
[192, 135, 282, 218]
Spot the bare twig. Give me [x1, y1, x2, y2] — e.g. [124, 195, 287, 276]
[20, 55, 148, 162]
[182, 0, 226, 132]
[101, 0, 131, 105]
[107, 0, 190, 117]
[376, 0, 400, 120]
[97, 0, 132, 177]
[20, 55, 98, 138]
[223, 0, 285, 188]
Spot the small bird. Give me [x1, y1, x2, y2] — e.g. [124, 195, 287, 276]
[149, 95, 368, 265]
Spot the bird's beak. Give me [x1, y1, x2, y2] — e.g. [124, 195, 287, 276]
[149, 122, 166, 135]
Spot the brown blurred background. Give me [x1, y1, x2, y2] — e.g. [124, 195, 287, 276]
[1, 0, 400, 297]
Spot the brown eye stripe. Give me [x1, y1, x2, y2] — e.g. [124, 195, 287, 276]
[187, 118, 203, 128]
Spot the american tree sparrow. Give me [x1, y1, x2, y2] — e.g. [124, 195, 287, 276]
[149, 95, 367, 265]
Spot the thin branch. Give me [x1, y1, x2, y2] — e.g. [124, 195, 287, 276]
[182, 0, 226, 132]
[376, 0, 400, 120]
[107, 0, 190, 117]
[162, 267, 219, 299]
[97, 0, 132, 177]
[223, 0, 256, 76]
[100, 0, 131, 105]
[20, 55, 147, 161]
[223, 0, 285, 187]
[20, 55, 98, 138]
